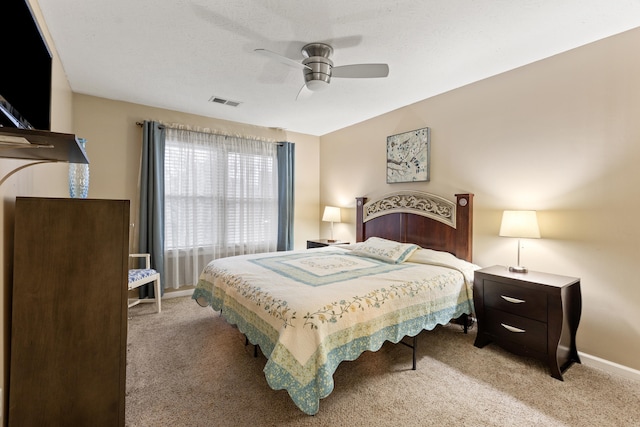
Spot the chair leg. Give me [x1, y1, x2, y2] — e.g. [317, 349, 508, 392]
[154, 277, 162, 313]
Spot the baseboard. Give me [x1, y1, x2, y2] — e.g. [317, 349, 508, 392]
[579, 351, 640, 382]
[162, 288, 195, 299]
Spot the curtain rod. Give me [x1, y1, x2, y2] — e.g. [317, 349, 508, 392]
[135, 120, 283, 144]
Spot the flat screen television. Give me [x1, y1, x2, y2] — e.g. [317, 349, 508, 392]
[0, 0, 52, 131]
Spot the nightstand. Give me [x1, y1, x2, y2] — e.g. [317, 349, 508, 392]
[306, 239, 350, 249]
[473, 265, 581, 380]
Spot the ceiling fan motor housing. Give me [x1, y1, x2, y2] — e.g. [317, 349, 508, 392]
[302, 56, 333, 89]
[301, 43, 333, 90]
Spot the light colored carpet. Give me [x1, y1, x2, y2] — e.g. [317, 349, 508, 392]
[126, 296, 640, 427]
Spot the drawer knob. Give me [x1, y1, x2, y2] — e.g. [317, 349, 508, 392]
[501, 295, 525, 304]
[501, 323, 526, 333]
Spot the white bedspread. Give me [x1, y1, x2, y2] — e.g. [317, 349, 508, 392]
[193, 246, 478, 415]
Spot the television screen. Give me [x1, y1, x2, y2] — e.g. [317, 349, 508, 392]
[0, 0, 52, 131]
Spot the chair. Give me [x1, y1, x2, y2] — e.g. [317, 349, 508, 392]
[128, 253, 161, 313]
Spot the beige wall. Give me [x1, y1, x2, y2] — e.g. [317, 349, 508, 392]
[319, 27, 640, 372]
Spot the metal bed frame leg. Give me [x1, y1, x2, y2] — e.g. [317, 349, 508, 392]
[403, 313, 470, 370]
[463, 313, 469, 334]
[399, 335, 418, 370]
[244, 336, 258, 357]
[412, 335, 417, 370]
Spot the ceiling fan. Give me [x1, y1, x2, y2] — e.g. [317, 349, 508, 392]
[255, 42, 389, 99]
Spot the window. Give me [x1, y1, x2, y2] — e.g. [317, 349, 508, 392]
[163, 127, 278, 287]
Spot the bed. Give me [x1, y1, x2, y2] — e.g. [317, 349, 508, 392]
[193, 190, 478, 415]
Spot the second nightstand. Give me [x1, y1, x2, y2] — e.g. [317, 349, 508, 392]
[473, 265, 581, 380]
[306, 239, 350, 249]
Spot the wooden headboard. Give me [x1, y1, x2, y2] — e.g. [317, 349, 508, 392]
[356, 191, 474, 262]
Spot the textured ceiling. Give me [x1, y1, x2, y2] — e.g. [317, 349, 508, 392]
[36, 0, 640, 136]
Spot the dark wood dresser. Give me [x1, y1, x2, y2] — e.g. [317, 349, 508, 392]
[9, 197, 130, 426]
[473, 265, 581, 380]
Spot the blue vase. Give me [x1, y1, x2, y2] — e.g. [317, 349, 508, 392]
[69, 138, 90, 198]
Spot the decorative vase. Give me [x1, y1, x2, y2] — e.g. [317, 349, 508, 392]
[69, 138, 90, 198]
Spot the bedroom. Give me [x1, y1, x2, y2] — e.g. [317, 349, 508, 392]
[1, 0, 639, 423]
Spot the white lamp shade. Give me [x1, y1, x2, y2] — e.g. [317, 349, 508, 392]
[499, 210, 541, 238]
[322, 206, 341, 223]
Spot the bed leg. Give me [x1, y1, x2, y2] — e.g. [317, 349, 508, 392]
[244, 336, 258, 357]
[463, 313, 468, 334]
[412, 335, 417, 370]
[400, 335, 419, 369]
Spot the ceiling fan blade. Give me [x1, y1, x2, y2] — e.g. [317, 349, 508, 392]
[254, 48, 311, 70]
[296, 83, 313, 101]
[332, 63, 389, 78]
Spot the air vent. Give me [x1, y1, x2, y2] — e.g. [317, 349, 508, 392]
[208, 96, 241, 107]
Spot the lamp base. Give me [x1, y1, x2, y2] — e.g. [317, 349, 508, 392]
[508, 265, 528, 273]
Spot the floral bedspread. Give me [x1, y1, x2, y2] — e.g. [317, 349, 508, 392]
[193, 245, 478, 415]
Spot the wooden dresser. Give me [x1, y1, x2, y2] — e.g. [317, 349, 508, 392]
[9, 197, 130, 426]
[473, 265, 581, 380]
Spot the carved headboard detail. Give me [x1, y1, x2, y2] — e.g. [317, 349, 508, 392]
[356, 191, 474, 262]
[362, 191, 456, 228]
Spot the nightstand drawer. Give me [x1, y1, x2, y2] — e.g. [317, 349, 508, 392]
[484, 280, 547, 322]
[485, 308, 547, 353]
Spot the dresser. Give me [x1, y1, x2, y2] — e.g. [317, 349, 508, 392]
[306, 239, 350, 248]
[9, 197, 130, 426]
[473, 265, 581, 380]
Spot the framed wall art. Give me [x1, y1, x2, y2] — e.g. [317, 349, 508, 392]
[386, 127, 430, 183]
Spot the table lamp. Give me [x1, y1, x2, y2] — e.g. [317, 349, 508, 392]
[499, 210, 540, 273]
[322, 206, 341, 242]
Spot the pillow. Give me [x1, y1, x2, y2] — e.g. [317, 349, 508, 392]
[351, 237, 420, 264]
[407, 248, 467, 265]
[407, 248, 482, 284]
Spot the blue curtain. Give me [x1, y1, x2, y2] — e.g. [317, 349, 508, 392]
[138, 121, 166, 298]
[277, 142, 295, 251]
